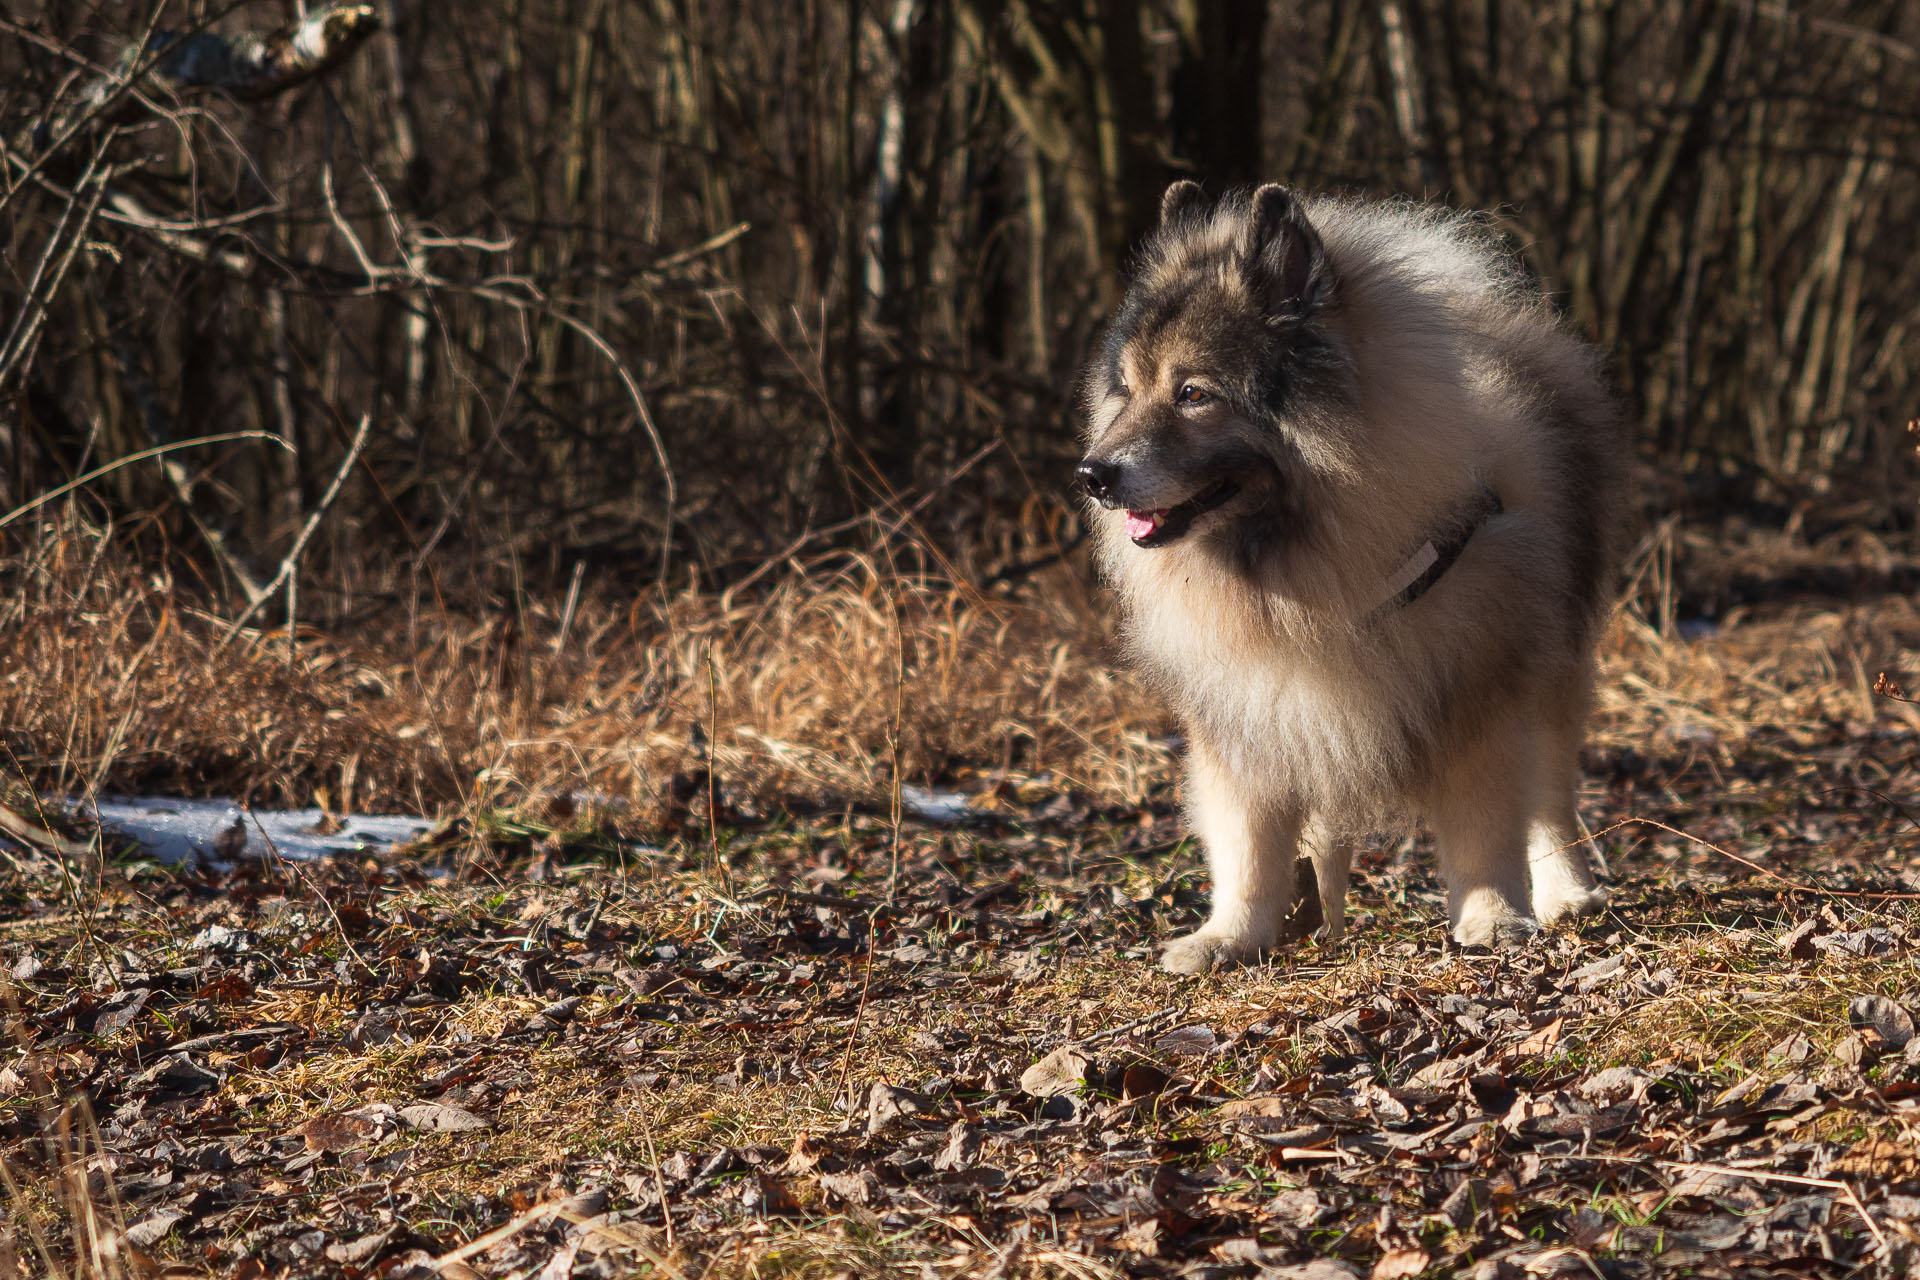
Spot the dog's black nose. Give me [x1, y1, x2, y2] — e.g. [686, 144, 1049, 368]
[1077, 460, 1119, 501]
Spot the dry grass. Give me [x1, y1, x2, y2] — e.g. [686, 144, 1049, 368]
[0, 514, 1168, 821]
[1, 1099, 141, 1280]
[5, 512, 1918, 835]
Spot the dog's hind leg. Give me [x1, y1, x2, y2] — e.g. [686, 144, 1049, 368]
[1302, 815, 1352, 944]
[1527, 720, 1608, 926]
[1161, 735, 1301, 974]
[1429, 723, 1538, 948]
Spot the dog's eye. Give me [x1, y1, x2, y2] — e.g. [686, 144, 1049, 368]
[1115, 383, 1131, 399]
[1176, 383, 1209, 406]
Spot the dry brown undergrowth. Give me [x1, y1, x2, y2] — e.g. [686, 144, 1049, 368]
[0, 518, 1163, 819]
[2, 514, 1918, 825]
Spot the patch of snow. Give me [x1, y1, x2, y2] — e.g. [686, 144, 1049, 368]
[899, 784, 972, 824]
[80, 796, 432, 866]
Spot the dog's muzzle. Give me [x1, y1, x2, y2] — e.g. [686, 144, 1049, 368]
[1118, 477, 1238, 547]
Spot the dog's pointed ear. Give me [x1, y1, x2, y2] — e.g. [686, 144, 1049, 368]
[1241, 183, 1327, 318]
[1160, 179, 1208, 227]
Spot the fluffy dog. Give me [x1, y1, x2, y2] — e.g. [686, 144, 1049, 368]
[1078, 182, 1625, 973]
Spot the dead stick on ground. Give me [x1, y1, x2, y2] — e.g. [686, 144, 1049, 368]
[1587, 817, 1920, 901]
[431, 1203, 554, 1270]
[0, 912, 84, 932]
[833, 922, 880, 1105]
[706, 649, 730, 896]
[219, 413, 372, 646]
[1536, 1153, 1887, 1252]
[0, 805, 89, 860]
[1659, 1161, 1886, 1251]
[634, 1105, 677, 1254]
[1070, 1005, 1186, 1049]
[552, 1207, 688, 1279]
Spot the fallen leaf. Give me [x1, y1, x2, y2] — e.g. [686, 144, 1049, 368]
[1765, 1033, 1813, 1066]
[374, 1250, 437, 1280]
[1669, 1168, 1750, 1199]
[534, 1237, 582, 1280]
[866, 1083, 931, 1134]
[325, 1228, 397, 1266]
[1833, 1139, 1920, 1181]
[1152, 1024, 1218, 1058]
[1262, 1187, 1330, 1228]
[1564, 954, 1627, 993]
[1577, 1066, 1652, 1103]
[781, 1132, 827, 1175]
[399, 1102, 489, 1132]
[1121, 1061, 1171, 1099]
[1500, 1092, 1555, 1131]
[294, 1111, 385, 1153]
[1115, 1216, 1162, 1255]
[742, 1171, 800, 1215]
[122, 1208, 187, 1248]
[1019, 1046, 1090, 1098]
[1513, 1017, 1564, 1056]
[92, 988, 149, 1035]
[1833, 1031, 1879, 1069]
[817, 1168, 882, 1206]
[1262, 1262, 1363, 1279]
[1848, 994, 1915, 1049]
[190, 924, 255, 953]
[1815, 928, 1899, 957]
[132, 1055, 220, 1100]
[1372, 1249, 1431, 1280]
[1439, 1177, 1490, 1228]
[932, 1120, 979, 1171]
[525, 996, 581, 1033]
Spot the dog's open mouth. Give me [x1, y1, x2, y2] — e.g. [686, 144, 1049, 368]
[1125, 478, 1238, 547]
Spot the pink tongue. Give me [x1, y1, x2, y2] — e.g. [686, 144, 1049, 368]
[1124, 510, 1163, 540]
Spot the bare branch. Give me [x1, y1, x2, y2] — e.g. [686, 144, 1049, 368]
[219, 414, 376, 647]
[120, 6, 384, 104]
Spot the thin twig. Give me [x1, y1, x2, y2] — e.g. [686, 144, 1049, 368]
[429, 1202, 555, 1270]
[1587, 817, 1920, 901]
[833, 922, 880, 1105]
[646, 219, 749, 272]
[1660, 1161, 1886, 1251]
[633, 1109, 678, 1256]
[746, 887, 877, 912]
[887, 587, 906, 904]
[706, 650, 730, 896]
[0, 141, 112, 389]
[0, 432, 288, 530]
[1070, 1005, 1186, 1048]
[217, 413, 373, 645]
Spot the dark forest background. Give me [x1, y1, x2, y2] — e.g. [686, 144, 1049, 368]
[4, 0, 1918, 605]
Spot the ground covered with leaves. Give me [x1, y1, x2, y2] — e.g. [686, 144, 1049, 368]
[5, 512, 1920, 1278]
[6, 685, 1920, 1280]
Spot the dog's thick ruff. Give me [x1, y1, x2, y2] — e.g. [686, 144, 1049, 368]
[1078, 184, 1626, 972]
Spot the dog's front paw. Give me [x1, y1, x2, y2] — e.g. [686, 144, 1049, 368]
[1450, 909, 1539, 949]
[1161, 928, 1266, 974]
[1535, 883, 1608, 926]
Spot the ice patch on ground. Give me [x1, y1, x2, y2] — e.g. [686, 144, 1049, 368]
[899, 784, 972, 824]
[82, 796, 433, 866]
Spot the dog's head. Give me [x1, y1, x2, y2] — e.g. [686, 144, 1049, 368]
[1079, 182, 1351, 552]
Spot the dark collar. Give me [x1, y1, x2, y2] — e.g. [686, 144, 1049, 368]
[1368, 487, 1504, 618]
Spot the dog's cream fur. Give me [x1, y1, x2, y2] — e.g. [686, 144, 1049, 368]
[1080, 186, 1625, 972]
